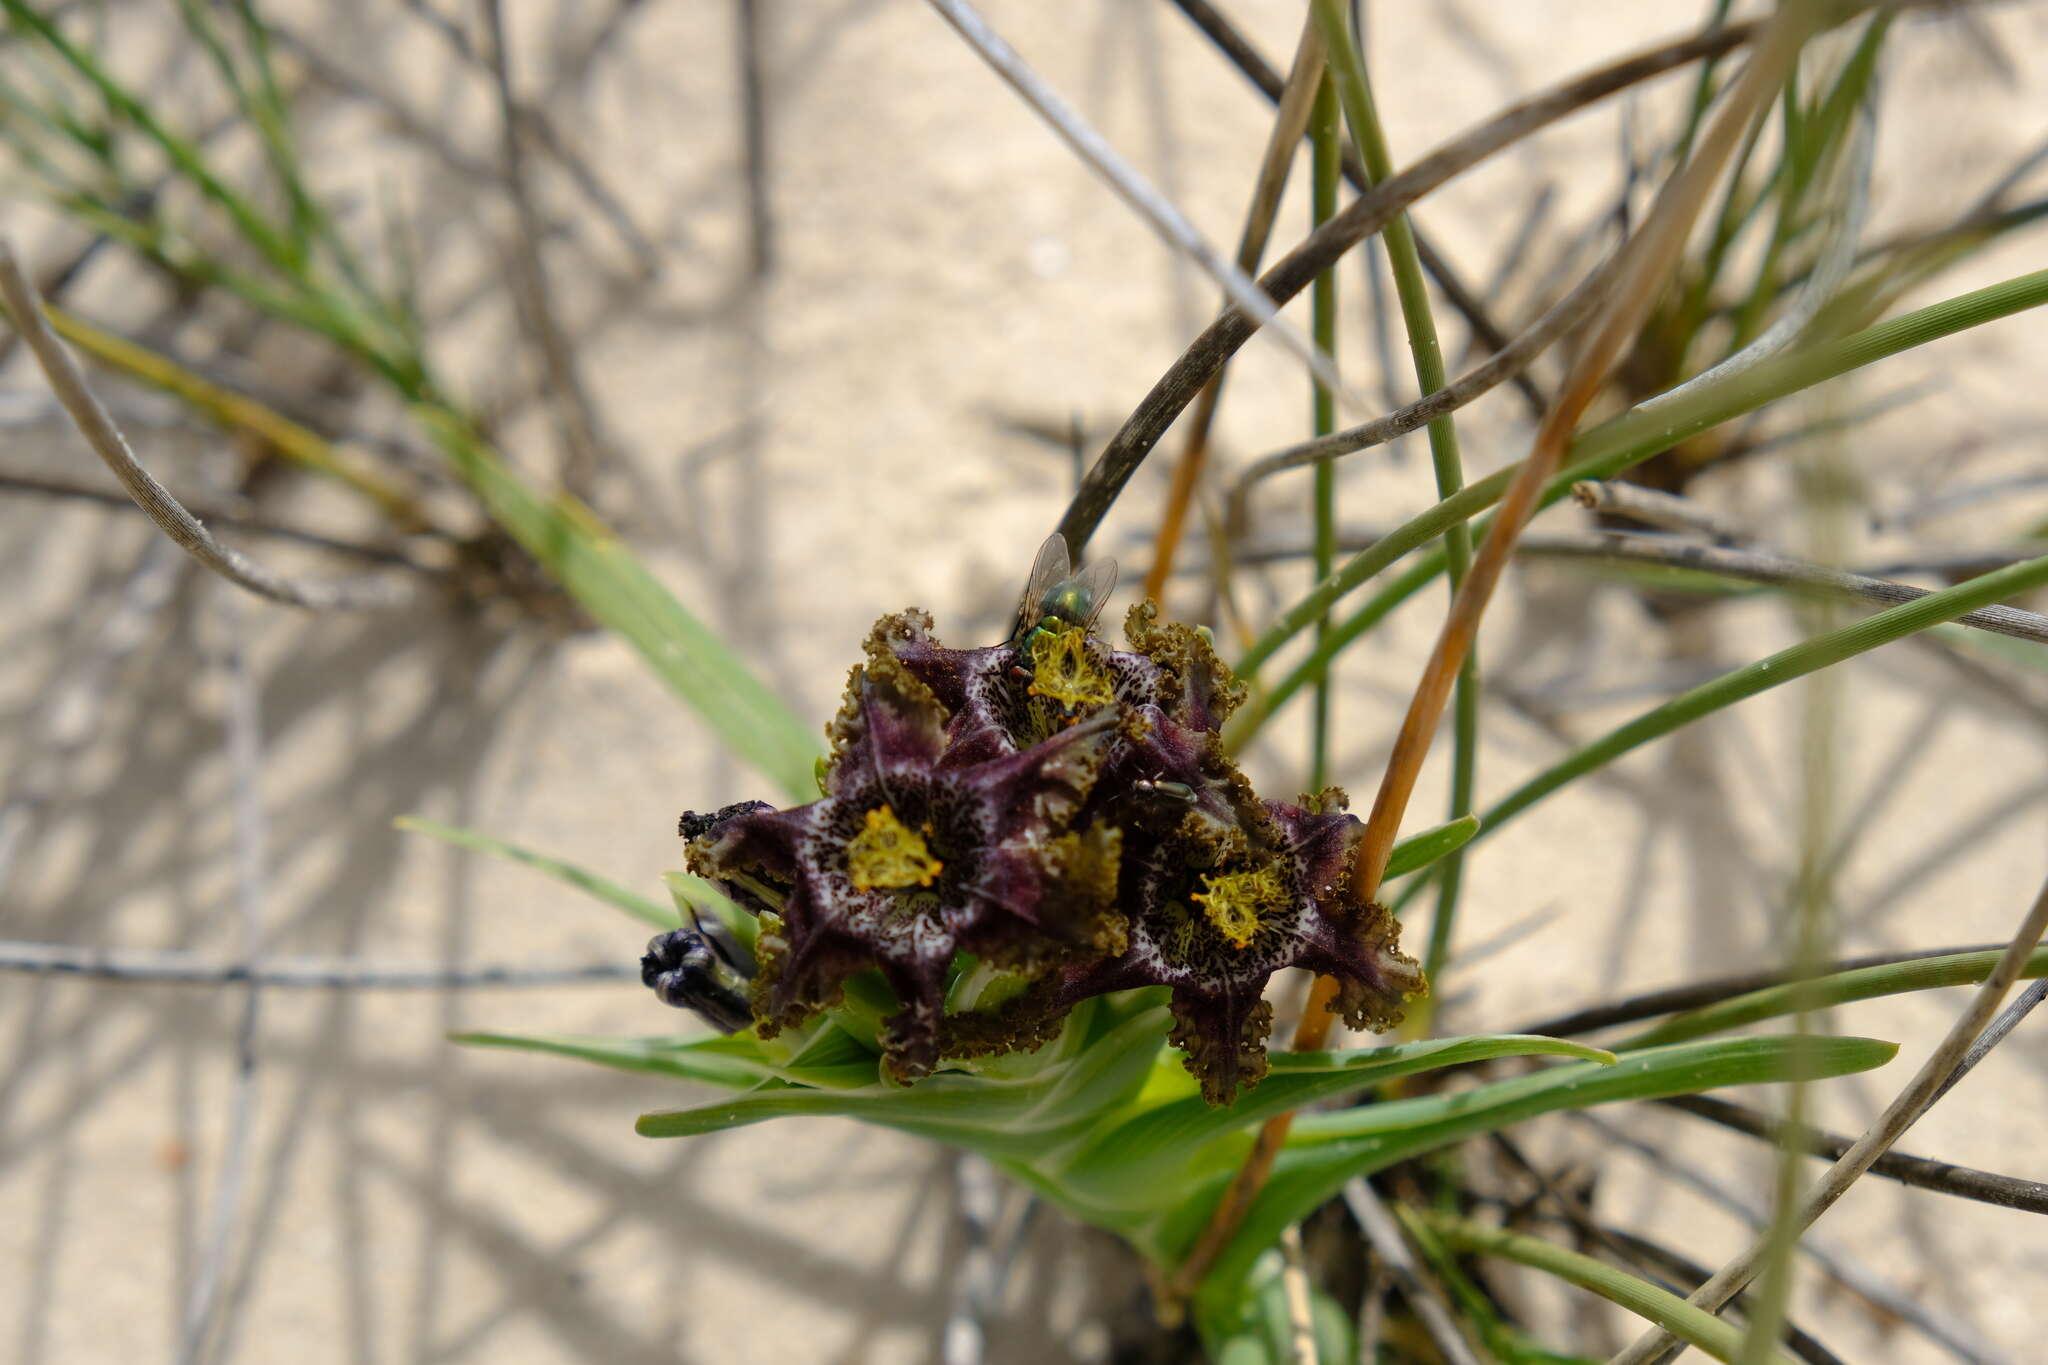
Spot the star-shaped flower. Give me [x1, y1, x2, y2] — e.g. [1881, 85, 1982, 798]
[682, 634, 1122, 1083]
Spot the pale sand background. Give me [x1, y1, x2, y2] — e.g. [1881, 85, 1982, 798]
[2, 3, 2046, 1362]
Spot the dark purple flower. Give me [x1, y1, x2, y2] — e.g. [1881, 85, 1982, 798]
[669, 603, 1421, 1104]
[683, 632, 1124, 1082]
[950, 788, 1421, 1104]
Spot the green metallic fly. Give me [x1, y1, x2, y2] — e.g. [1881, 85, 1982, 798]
[1007, 533, 1117, 654]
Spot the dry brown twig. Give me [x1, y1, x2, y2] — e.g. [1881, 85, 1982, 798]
[0, 243, 420, 612]
[1166, 0, 1549, 416]
[1573, 478, 1753, 542]
[1222, 259, 1614, 529]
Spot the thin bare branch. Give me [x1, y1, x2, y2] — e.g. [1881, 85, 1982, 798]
[1166, 0, 1548, 414]
[1188, 525, 2048, 639]
[1607, 871, 2048, 1365]
[1342, 1182, 1486, 1365]
[0, 940, 636, 989]
[1585, 1225, 1850, 1365]
[1227, 254, 1613, 520]
[0, 244, 419, 611]
[1143, 14, 1327, 603]
[1660, 1093, 2048, 1217]
[1572, 479, 1752, 542]
[1578, 1113, 2006, 1365]
[1534, 532, 2048, 645]
[1488, 1133, 1850, 1365]
[480, 0, 620, 499]
[0, 468, 441, 570]
[178, 608, 266, 1365]
[924, 0, 1357, 414]
[1932, 976, 2048, 1105]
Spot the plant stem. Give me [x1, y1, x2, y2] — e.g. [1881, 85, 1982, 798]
[1308, 0, 1476, 985]
[1308, 71, 1340, 791]
[1418, 1211, 1801, 1365]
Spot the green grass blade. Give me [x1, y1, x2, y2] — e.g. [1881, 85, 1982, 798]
[2, 0, 300, 270]
[1184, 1034, 1896, 1337]
[1619, 945, 2048, 1050]
[1313, 0, 1481, 991]
[1307, 71, 1339, 791]
[1384, 813, 1481, 882]
[1475, 548, 2048, 842]
[395, 815, 679, 930]
[1416, 1212, 1798, 1365]
[635, 1074, 1060, 1147]
[1060, 1034, 1613, 1201]
[414, 408, 822, 799]
[638, 1004, 1174, 1151]
[454, 1030, 775, 1088]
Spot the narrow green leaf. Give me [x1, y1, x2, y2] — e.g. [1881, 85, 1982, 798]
[1184, 1034, 1896, 1339]
[1384, 813, 1482, 882]
[1619, 945, 2048, 1050]
[396, 815, 678, 930]
[1476, 549, 2048, 842]
[1060, 1034, 1611, 1204]
[637, 1006, 1174, 1154]
[1417, 1212, 1797, 1365]
[453, 1030, 772, 1089]
[414, 407, 823, 801]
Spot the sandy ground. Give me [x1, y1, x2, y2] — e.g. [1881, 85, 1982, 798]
[3, 2, 2047, 1362]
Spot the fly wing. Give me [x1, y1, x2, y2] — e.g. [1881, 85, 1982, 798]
[1011, 533, 1072, 642]
[1071, 554, 1119, 634]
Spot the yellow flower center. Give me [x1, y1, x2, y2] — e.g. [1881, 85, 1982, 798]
[1191, 865, 1289, 949]
[1027, 625, 1115, 712]
[847, 805, 944, 890]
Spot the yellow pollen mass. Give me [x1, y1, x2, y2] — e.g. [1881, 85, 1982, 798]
[1191, 865, 1289, 949]
[847, 805, 944, 890]
[1027, 626, 1115, 711]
